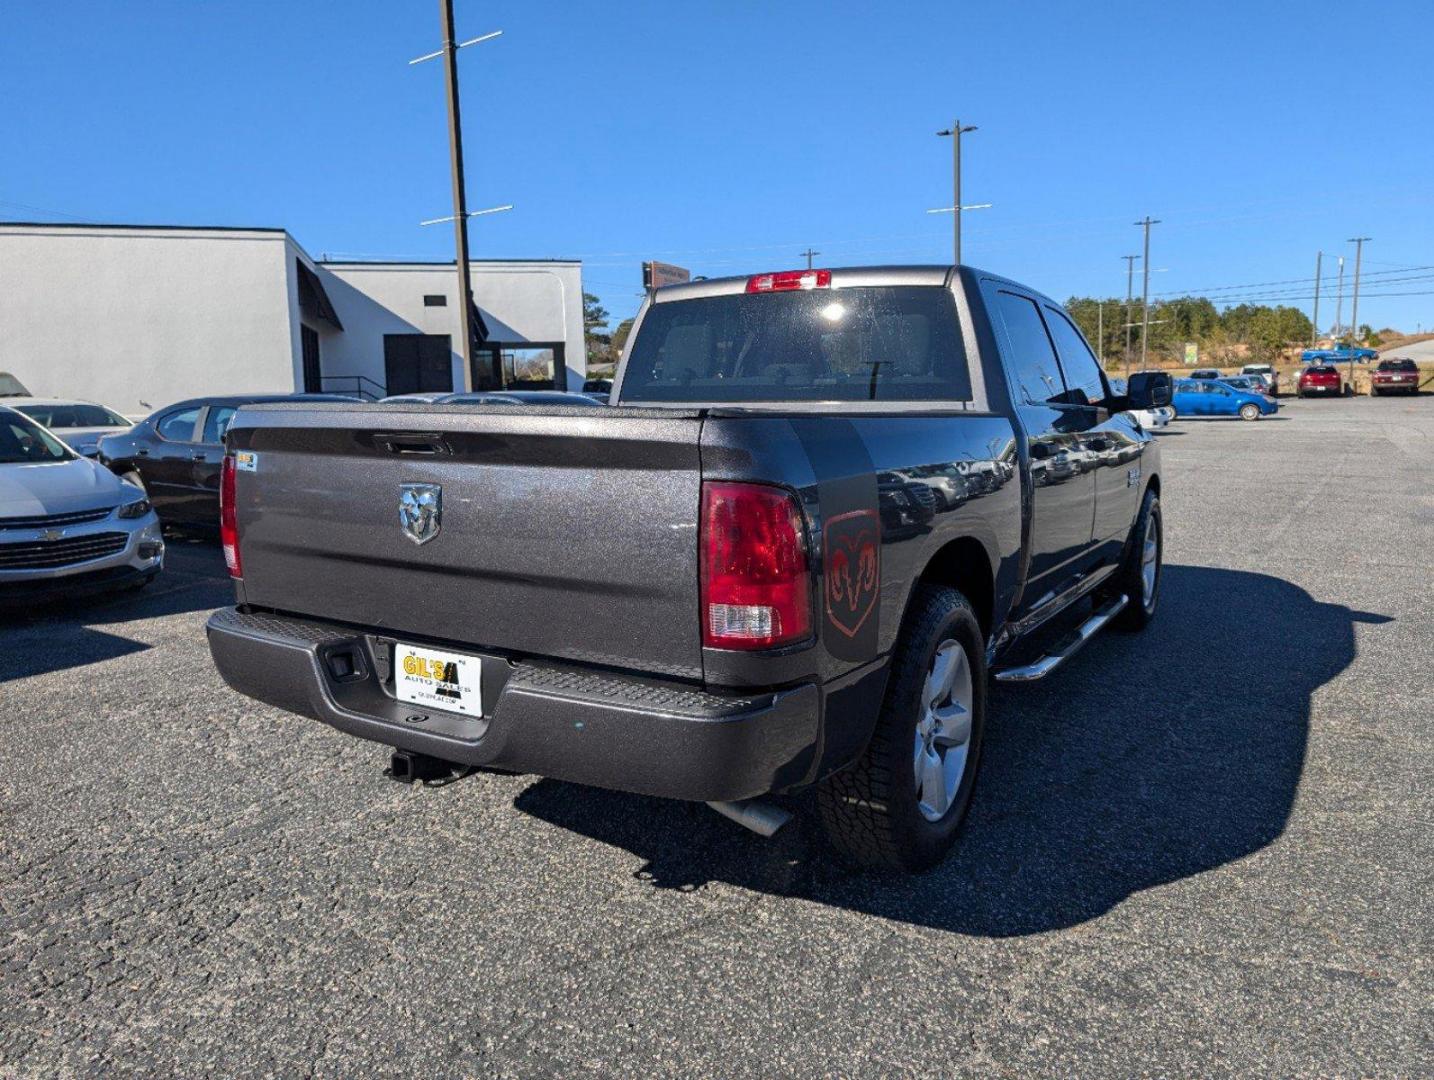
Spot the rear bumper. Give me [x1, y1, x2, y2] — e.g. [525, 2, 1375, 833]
[206, 607, 822, 802]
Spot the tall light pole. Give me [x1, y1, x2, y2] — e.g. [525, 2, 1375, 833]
[1347, 236, 1371, 390]
[1122, 253, 1139, 376]
[1135, 216, 1160, 369]
[1311, 250, 1323, 347]
[936, 120, 977, 264]
[411, 6, 505, 391]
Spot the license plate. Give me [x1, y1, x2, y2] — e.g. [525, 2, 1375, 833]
[394, 643, 482, 716]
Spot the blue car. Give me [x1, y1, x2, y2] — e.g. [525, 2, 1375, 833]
[1171, 378, 1278, 421]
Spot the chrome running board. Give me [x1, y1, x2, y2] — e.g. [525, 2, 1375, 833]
[992, 594, 1129, 683]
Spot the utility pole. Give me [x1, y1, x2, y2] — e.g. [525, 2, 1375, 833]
[800, 247, 820, 270]
[1135, 216, 1160, 370]
[411, 6, 506, 391]
[438, 0, 475, 388]
[936, 119, 977, 264]
[1334, 256, 1346, 344]
[1347, 236, 1371, 391]
[1311, 251, 1323, 347]
[1096, 301, 1104, 363]
[1347, 236, 1370, 343]
[1122, 254, 1139, 377]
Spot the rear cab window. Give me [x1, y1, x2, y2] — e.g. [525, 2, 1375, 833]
[618, 284, 977, 407]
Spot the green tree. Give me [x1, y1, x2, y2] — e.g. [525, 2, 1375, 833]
[610, 317, 634, 357]
[583, 292, 611, 365]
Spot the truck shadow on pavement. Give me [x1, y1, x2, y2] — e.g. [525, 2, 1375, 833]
[515, 564, 1391, 936]
[0, 538, 231, 682]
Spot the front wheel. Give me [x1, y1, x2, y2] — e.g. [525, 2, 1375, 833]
[817, 584, 986, 872]
[1239, 402, 1261, 421]
[120, 470, 147, 493]
[1111, 489, 1162, 631]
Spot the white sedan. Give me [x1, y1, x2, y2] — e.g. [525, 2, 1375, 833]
[5, 397, 133, 458]
[0, 406, 163, 601]
[1131, 405, 1174, 430]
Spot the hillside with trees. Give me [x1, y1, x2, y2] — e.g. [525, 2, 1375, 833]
[1065, 295, 1315, 367]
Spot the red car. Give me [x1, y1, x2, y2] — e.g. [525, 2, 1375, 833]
[1371, 358, 1421, 396]
[1297, 365, 1344, 398]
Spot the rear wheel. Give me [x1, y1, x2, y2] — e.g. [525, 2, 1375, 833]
[1238, 402, 1261, 421]
[1111, 489, 1161, 631]
[817, 585, 986, 872]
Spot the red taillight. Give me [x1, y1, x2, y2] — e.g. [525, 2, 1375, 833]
[746, 269, 831, 293]
[700, 482, 811, 650]
[220, 453, 241, 578]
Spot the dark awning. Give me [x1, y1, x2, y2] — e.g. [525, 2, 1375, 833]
[296, 259, 343, 331]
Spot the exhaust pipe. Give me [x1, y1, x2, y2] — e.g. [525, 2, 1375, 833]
[388, 750, 457, 784]
[707, 799, 793, 838]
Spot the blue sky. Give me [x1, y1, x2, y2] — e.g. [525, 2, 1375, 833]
[4, 1, 1432, 333]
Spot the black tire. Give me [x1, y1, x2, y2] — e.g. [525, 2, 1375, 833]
[1238, 402, 1261, 421]
[1111, 489, 1162, 631]
[817, 584, 987, 873]
[121, 470, 147, 494]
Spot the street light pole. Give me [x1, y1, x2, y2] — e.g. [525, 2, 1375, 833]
[1135, 216, 1160, 370]
[1122, 254, 1139, 377]
[1311, 250, 1322, 347]
[936, 120, 977, 264]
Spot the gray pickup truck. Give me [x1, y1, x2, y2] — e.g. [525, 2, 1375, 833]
[206, 266, 1171, 871]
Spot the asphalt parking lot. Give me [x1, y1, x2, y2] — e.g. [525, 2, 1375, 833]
[3, 396, 1430, 1077]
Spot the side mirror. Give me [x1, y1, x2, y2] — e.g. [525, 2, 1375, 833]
[1126, 371, 1172, 409]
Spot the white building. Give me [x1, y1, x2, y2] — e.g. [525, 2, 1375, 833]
[0, 222, 587, 414]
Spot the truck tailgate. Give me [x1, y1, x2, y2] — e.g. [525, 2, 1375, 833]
[227, 404, 705, 680]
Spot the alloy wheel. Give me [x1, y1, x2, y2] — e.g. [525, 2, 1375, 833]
[913, 640, 974, 822]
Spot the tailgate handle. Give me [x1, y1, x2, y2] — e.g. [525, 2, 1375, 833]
[373, 432, 451, 456]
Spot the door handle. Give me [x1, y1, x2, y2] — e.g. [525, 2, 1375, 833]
[192, 453, 208, 462]
[137, 449, 150, 457]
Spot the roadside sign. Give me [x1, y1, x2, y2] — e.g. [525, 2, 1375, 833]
[642, 261, 691, 290]
[1183, 342, 1199, 366]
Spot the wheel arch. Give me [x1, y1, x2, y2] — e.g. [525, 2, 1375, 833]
[912, 535, 997, 643]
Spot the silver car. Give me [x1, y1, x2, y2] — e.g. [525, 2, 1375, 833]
[0, 406, 163, 601]
[6, 396, 133, 458]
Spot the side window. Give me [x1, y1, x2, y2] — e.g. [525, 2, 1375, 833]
[994, 291, 1066, 406]
[156, 407, 200, 442]
[202, 407, 237, 445]
[1043, 307, 1106, 406]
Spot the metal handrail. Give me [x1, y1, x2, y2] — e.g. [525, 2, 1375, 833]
[319, 374, 386, 401]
